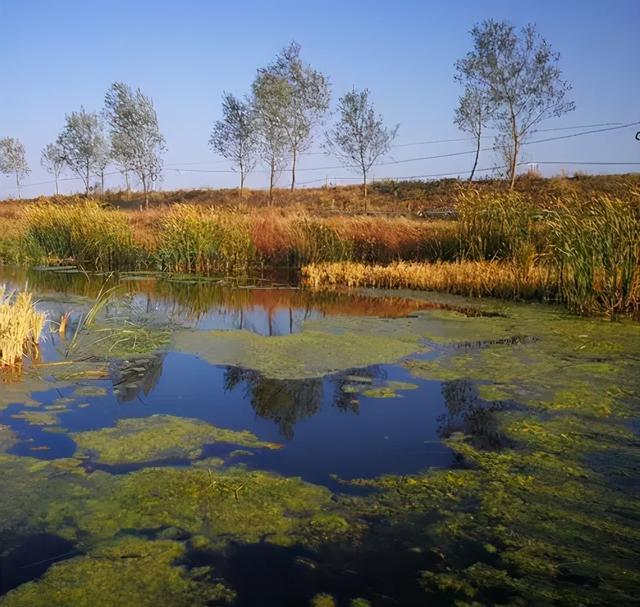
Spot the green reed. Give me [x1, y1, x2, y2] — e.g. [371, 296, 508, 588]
[22, 202, 139, 270]
[155, 205, 256, 274]
[545, 196, 640, 316]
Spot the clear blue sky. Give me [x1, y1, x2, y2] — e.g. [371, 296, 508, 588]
[0, 0, 638, 197]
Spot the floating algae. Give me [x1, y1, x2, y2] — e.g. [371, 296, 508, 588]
[10, 410, 61, 427]
[172, 315, 424, 379]
[71, 415, 282, 466]
[69, 466, 348, 549]
[0, 536, 236, 607]
[335, 295, 640, 605]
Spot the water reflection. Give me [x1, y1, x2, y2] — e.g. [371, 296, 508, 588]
[0, 266, 489, 339]
[438, 379, 514, 450]
[111, 354, 166, 403]
[223, 366, 385, 439]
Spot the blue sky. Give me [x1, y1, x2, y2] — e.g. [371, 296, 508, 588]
[0, 0, 638, 197]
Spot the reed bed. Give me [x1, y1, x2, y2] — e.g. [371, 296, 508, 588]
[155, 205, 255, 273]
[546, 197, 640, 316]
[0, 286, 46, 367]
[21, 202, 138, 270]
[302, 261, 554, 301]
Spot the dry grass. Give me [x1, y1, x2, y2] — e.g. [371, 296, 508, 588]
[0, 286, 46, 367]
[302, 261, 554, 301]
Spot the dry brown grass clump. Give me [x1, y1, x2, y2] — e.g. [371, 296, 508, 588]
[0, 286, 46, 367]
[302, 261, 554, 301]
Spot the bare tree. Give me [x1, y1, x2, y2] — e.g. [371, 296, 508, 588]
[40, 142, 66, 195]
[325, 88, 398, 208]
[0, 137, 30, 199]
[454, 86, 493, 181]
[261, 42, 330, 190]
[209, 92, 257, 197]
[56, 108, 107, 196]
[104, 82, 166, 209]
[455, 20, 574, 188]
[252, 72, 290, 201]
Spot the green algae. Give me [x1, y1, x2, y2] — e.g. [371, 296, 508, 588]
[310, 594, 336, 607]
[331, 293, 640, 606]
[172, 316, 424, 379]
[0, 536, 236, 607]
[0, 425, 17, 453]
[71, 466, 343, 549]
[10, 410, 61, 426]
[342, 379, 419, 399]
[73, 385, 109, 397]
[360, 387, 400, 399]
[71, 415, 282, 465]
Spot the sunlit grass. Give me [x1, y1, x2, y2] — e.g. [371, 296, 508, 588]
[302, 260, 554, 301]
[0, 286, 46, 367]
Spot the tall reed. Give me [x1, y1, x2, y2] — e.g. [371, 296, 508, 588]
[457, 190, 537, 264]
[0, 286, 46, 367]
[545, 196, 640, 316]
[155, 205, 255, 274]
[22, 201, 138, 270]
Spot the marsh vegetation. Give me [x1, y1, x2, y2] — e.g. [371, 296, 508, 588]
[0, 266, 637, 605]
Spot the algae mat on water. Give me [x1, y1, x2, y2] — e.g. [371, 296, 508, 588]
[334, 295, 640, 605]
[72, 415, 281, 465]
[0, 536, 236, 607]
[172, 315, 426, 379]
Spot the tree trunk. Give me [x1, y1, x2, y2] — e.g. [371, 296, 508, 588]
[363, 169, 368, 212]
[269, 158, 275, 204]
[54, 175, 59, 196]
[125, 170, 130, 200]
[469, 133, 481, 181]
[240, 162, 245, 199]
[509, 112, 519, 190]
[142, 174, 149, 210]
[509, 138, 519, 190]
[290, 149, 297, 191]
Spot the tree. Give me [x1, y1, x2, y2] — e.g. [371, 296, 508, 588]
[455, 20, 574, 188]
[56, 108, 107, 196]
[454, 86, 493, 181]
[40, 142, 66, 195]
[104, 82, 166, 209]
[260, 42, 330, 190]
[209, 92, 257, 197]
[252, 72, 290, 200]
[325, 88, 398, 207]
[0, 137, 30, 199]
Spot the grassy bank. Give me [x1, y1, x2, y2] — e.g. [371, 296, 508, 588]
[0, 180, 638, 317]
[4, 172, 640, 214]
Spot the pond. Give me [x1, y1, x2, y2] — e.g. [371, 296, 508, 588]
[0, 266, 638, 606]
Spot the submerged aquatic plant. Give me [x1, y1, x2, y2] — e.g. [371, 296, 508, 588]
[0, 286, 46, 367]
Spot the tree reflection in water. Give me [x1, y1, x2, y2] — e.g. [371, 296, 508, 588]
[223, 366, 386, 439]
[111, 354, 166, 403]
[438, 379, 513, 450]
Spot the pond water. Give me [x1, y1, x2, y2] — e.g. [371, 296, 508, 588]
[0, 266, 638, 606]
